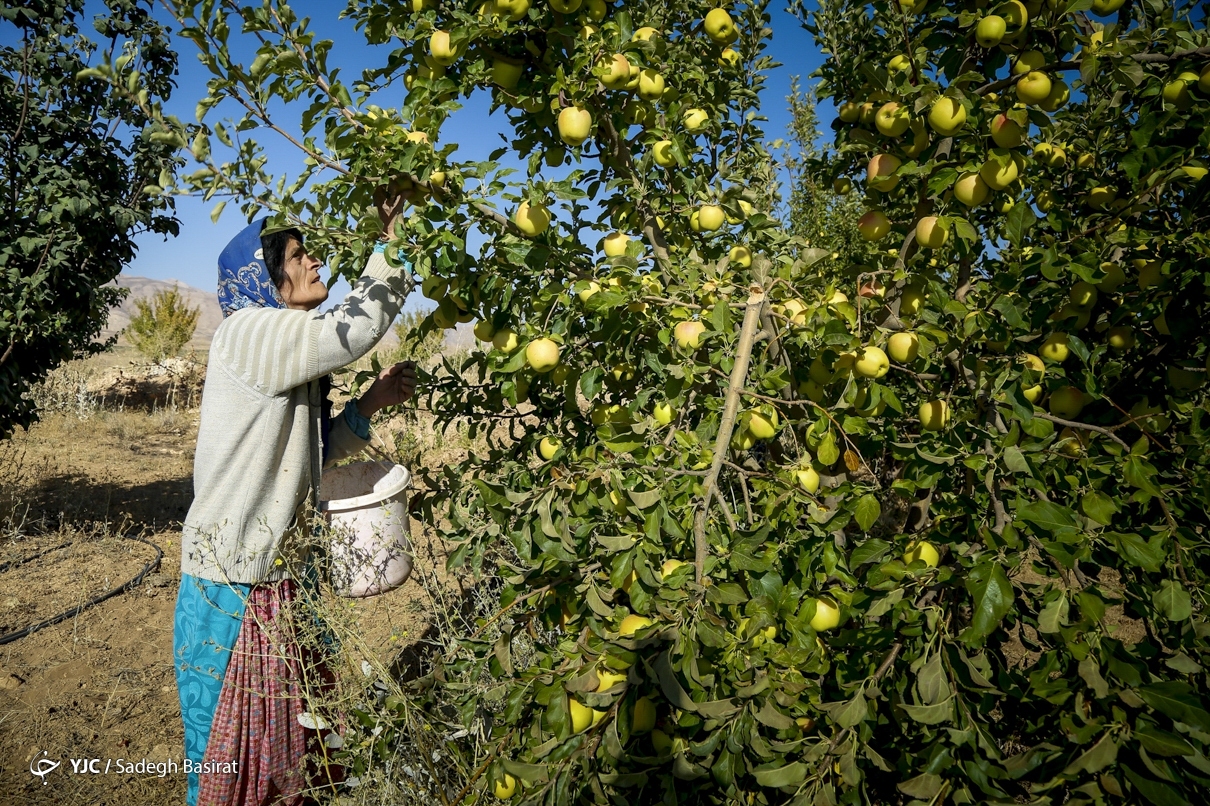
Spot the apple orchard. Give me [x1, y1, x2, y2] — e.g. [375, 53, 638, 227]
[133, 0, 1210, 802]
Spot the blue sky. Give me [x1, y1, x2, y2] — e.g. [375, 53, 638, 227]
[115, 2, 830, 308]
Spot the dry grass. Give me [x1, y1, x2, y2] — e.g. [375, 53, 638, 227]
[3, 342, 512, 805]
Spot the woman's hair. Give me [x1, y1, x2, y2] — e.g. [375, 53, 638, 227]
[261, 227, 304, 291]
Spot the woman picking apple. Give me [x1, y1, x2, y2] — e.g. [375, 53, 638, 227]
[173, 190, 419, 806]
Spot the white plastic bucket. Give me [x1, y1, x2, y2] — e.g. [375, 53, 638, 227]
[321, 461, 413, 598]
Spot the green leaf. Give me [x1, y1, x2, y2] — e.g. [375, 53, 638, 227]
[1004, 202, 1037, 245]
[1124, 456, 1163, 498]
[897, 773, 944, 799]
[853, 494, 881, 532]
[901, 696, 954, 725]
[1152, 581, 1192, 622]
[1135, 722, 1195, 757]
[962, 562, 1013, 643]
[849, 539, 889, 567]
[752, 761, 808, 788]
[1109, 532, 1165, 573]
[1038, 594, 1069, 634]
[1122, 765, 1190, 806]
[1062, 732, 1118, 774]
[1003, 445, 1030, 474]
[1016, 500, 1078, 533]
[1138, 682, 1210, 733]
[816, 430, 840, 466]
[1080, 491, 1118, 526]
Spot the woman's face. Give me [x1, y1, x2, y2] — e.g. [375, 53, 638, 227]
[278, 237, 329, 311]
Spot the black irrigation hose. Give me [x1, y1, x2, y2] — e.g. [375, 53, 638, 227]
[0, 533, 164, 646]
[0, 541, 73, 573]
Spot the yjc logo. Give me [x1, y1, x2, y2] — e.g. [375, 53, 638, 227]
[29, 751, 60, 784]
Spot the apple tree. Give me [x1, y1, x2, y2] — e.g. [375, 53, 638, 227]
[162, 0, 1208, 803]
[787, 0, 1210, 801]
[0, 0, 181, 439]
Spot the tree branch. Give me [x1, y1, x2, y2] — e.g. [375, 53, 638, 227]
[692, 279, 767, 583]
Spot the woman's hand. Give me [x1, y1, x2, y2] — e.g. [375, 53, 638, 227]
[374, 178, 421, 237]
[358, 361, 417, 417]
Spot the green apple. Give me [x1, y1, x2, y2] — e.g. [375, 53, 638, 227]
[1163, 73, 1197, 111]
[703, 8, 736, 43]
[729, 245, 752, 267]
[744, 409, 779, 440]
[637, 69, 664, 101]
[809, 596, 841, 632]
[632, 697, 657, 733]
[579, 0, 605, 21]
[653, 401, 674, 425]
[1016, 71, 1052, 105]
[1012, 49, 1046, 75]
[514, 200, 551, 236]
[494, 773, 517, 799]
[682, 108, 710, 133]
[833, 177, 852, 194]
[857, 210, 891, 241]
[1097, 261, 1126, 292]
[900, 286, 925, 317]
[1049, 385, 1085, 419]
[1069, 281, 1098, 310]
[718, 48, 741, 68]
[916, 216, 948, 249]
[569, 698, 605, 733]
[904, 540, 939, 567]
[838, 101, 860, 123]
[632, 26, 659, 41]
[652, 139, 676, 167]
[1041, 79, 1070, 112]
[795, 465, 820, 494]
[866, 153, 902, 190]
[526, 337, 560, 372]
[887, 331, 919, 363]
[651, 729, 672, 754]
[954, 172, 990, 207]
[979, 149, 1020, 190]
[1040, 332, 1070, 362]
[989, 113, 1024, 148]
[602, 231, 629, 257]
[1106, 326, 1134, 350]
[875, 102, 911, 137]
[492, 58, 524, 89]
[697, 204, 725, 231]
[473, 320, 496, 342]
[927, 96, 967, 136]
[1091, 0, 1125, 13]
[854, 345, 890, 378]
[888, 54, 912, 72]
[919, 399, 950, 430]
[976, 15, 1006, 47]
[428, 30, 463, 66]
[601, 53, 631, 89]
[673, 320, 706, 352]
[1086, 186, 1116, 209]
[422, 275, 448, 300]
[493, 327, 520, 354]
[618, 613, 654, 636]
[538, 436, 561, 460]
[549, 0, 581, 10]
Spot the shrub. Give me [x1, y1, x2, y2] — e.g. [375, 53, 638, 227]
[125, 288, 200, 363]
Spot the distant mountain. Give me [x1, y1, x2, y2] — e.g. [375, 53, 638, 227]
[100, 275, 224, 348]
[100, 275, 473, 354]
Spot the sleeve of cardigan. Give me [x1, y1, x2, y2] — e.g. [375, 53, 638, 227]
[213, 252, 414, 397]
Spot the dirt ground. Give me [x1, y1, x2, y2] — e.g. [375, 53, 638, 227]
[0, 347, 465, 806]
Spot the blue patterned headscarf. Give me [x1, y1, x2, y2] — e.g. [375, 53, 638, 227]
[217, 219, 285, 317]
[215, 218, 334, 463]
